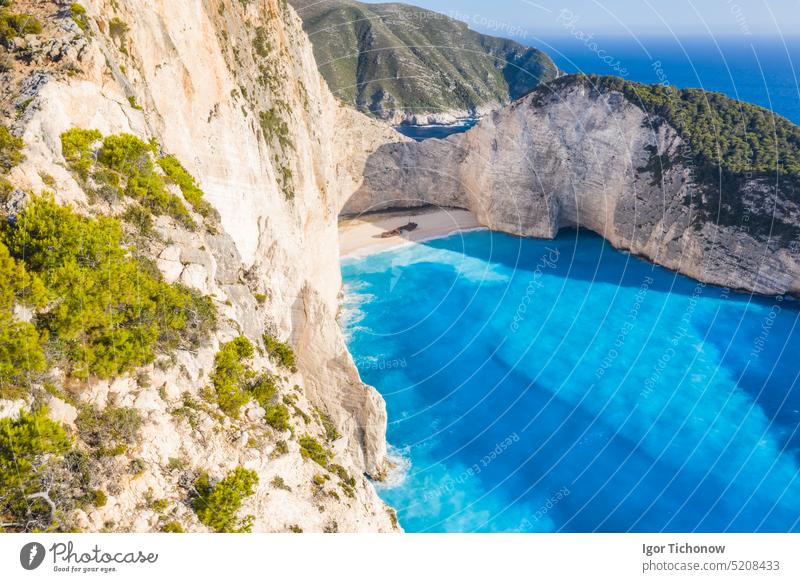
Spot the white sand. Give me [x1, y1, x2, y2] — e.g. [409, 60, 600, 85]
[338, 207, 485, 258]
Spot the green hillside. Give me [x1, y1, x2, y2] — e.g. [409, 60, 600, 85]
[289, 0, 558, 121]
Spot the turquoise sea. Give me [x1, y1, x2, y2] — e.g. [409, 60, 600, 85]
[345, 35, 800, 532]
[341, 231, 800, 532]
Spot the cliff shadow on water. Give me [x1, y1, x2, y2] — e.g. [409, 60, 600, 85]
[414, 228, 755, 298]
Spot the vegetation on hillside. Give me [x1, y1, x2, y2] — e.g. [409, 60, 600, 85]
[0, 404, 115, 533]
[263, 332, 296, 371]
[0, 195, 216, 380]
[0, 118, 310, 532]
[191, 466, 259, 533]
[157, 155, 215, 218]
[299, 434, 332, 468]
[60, 129, 215, 227]
[0, 239, 47, 397]
[0, 8, 361, 534]
[0, 408, 72, 531]
[289, 0, 557, 119]
[69, 3, 89, 34]
[76, 405, 143, 457]
[0, 124, 22, 201]
[0, 1, 42, 45]
[210, 336, 290, 428]
[0, 124, 23, 173]
[210, 336, 257, 417]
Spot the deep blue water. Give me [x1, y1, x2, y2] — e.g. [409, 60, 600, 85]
[535, 35, 800, 124]
[341, 230, 800, 532]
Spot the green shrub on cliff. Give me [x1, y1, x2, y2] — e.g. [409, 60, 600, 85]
[264, 403, 290, 431]
[60, 129, 215, 228]
[0, 408, 72, 532]
[60, 128, 101, 179]
[92, 489, 107, 507]
[160, 521, 184, 533]
[97, 132, 155, 173]
[157, 155, 214, 218]
[97, 133, 192, 224]
[248, 372, 289, 430]
[315, 407, 339, 442]
[211, 338, 296, 426]
[108, 16, 128, 40]
[0, 177, 12, 201]
[0, 195, 216, 379]
[211, 336, 255, 418]
[0, 240, 47, 398]
[70, 3, 89, 33]
[76, 405, 142, 457]
[0, 123, 20, 203]
[192, 466, 259, 533]
[299, 434, 331, 468]
[263, 333, 296, 371]
[248, 373, 277, 408]
[0, 7, 42, 43]
[0, 314, 46, 399]
[0, 124, 23, 173]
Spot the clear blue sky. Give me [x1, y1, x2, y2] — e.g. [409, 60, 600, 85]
[361, 0, 800, 36]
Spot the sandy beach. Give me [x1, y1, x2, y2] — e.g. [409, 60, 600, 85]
[338, 207, 485, 258]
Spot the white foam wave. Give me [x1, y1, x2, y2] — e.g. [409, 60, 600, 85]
[339, 281, 375, 341]
[376, 445, 412, 490]
[351, 242, 509, 285]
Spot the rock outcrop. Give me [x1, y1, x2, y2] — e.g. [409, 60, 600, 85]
[347, 79, 800, 296]
[1, 0, 400, 532]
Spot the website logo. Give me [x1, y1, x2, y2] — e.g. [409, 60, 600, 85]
[20, 542, 46, 570]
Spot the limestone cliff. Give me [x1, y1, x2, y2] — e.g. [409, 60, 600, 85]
[1, 0, 399, 532]
[348, 78, 800, 296]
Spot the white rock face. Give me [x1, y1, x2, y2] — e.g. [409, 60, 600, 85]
[0, 399, 25, 420]
[350, 83, 800, 296]
[45, 396, 78, 427]
[3, 0, 403, 532]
